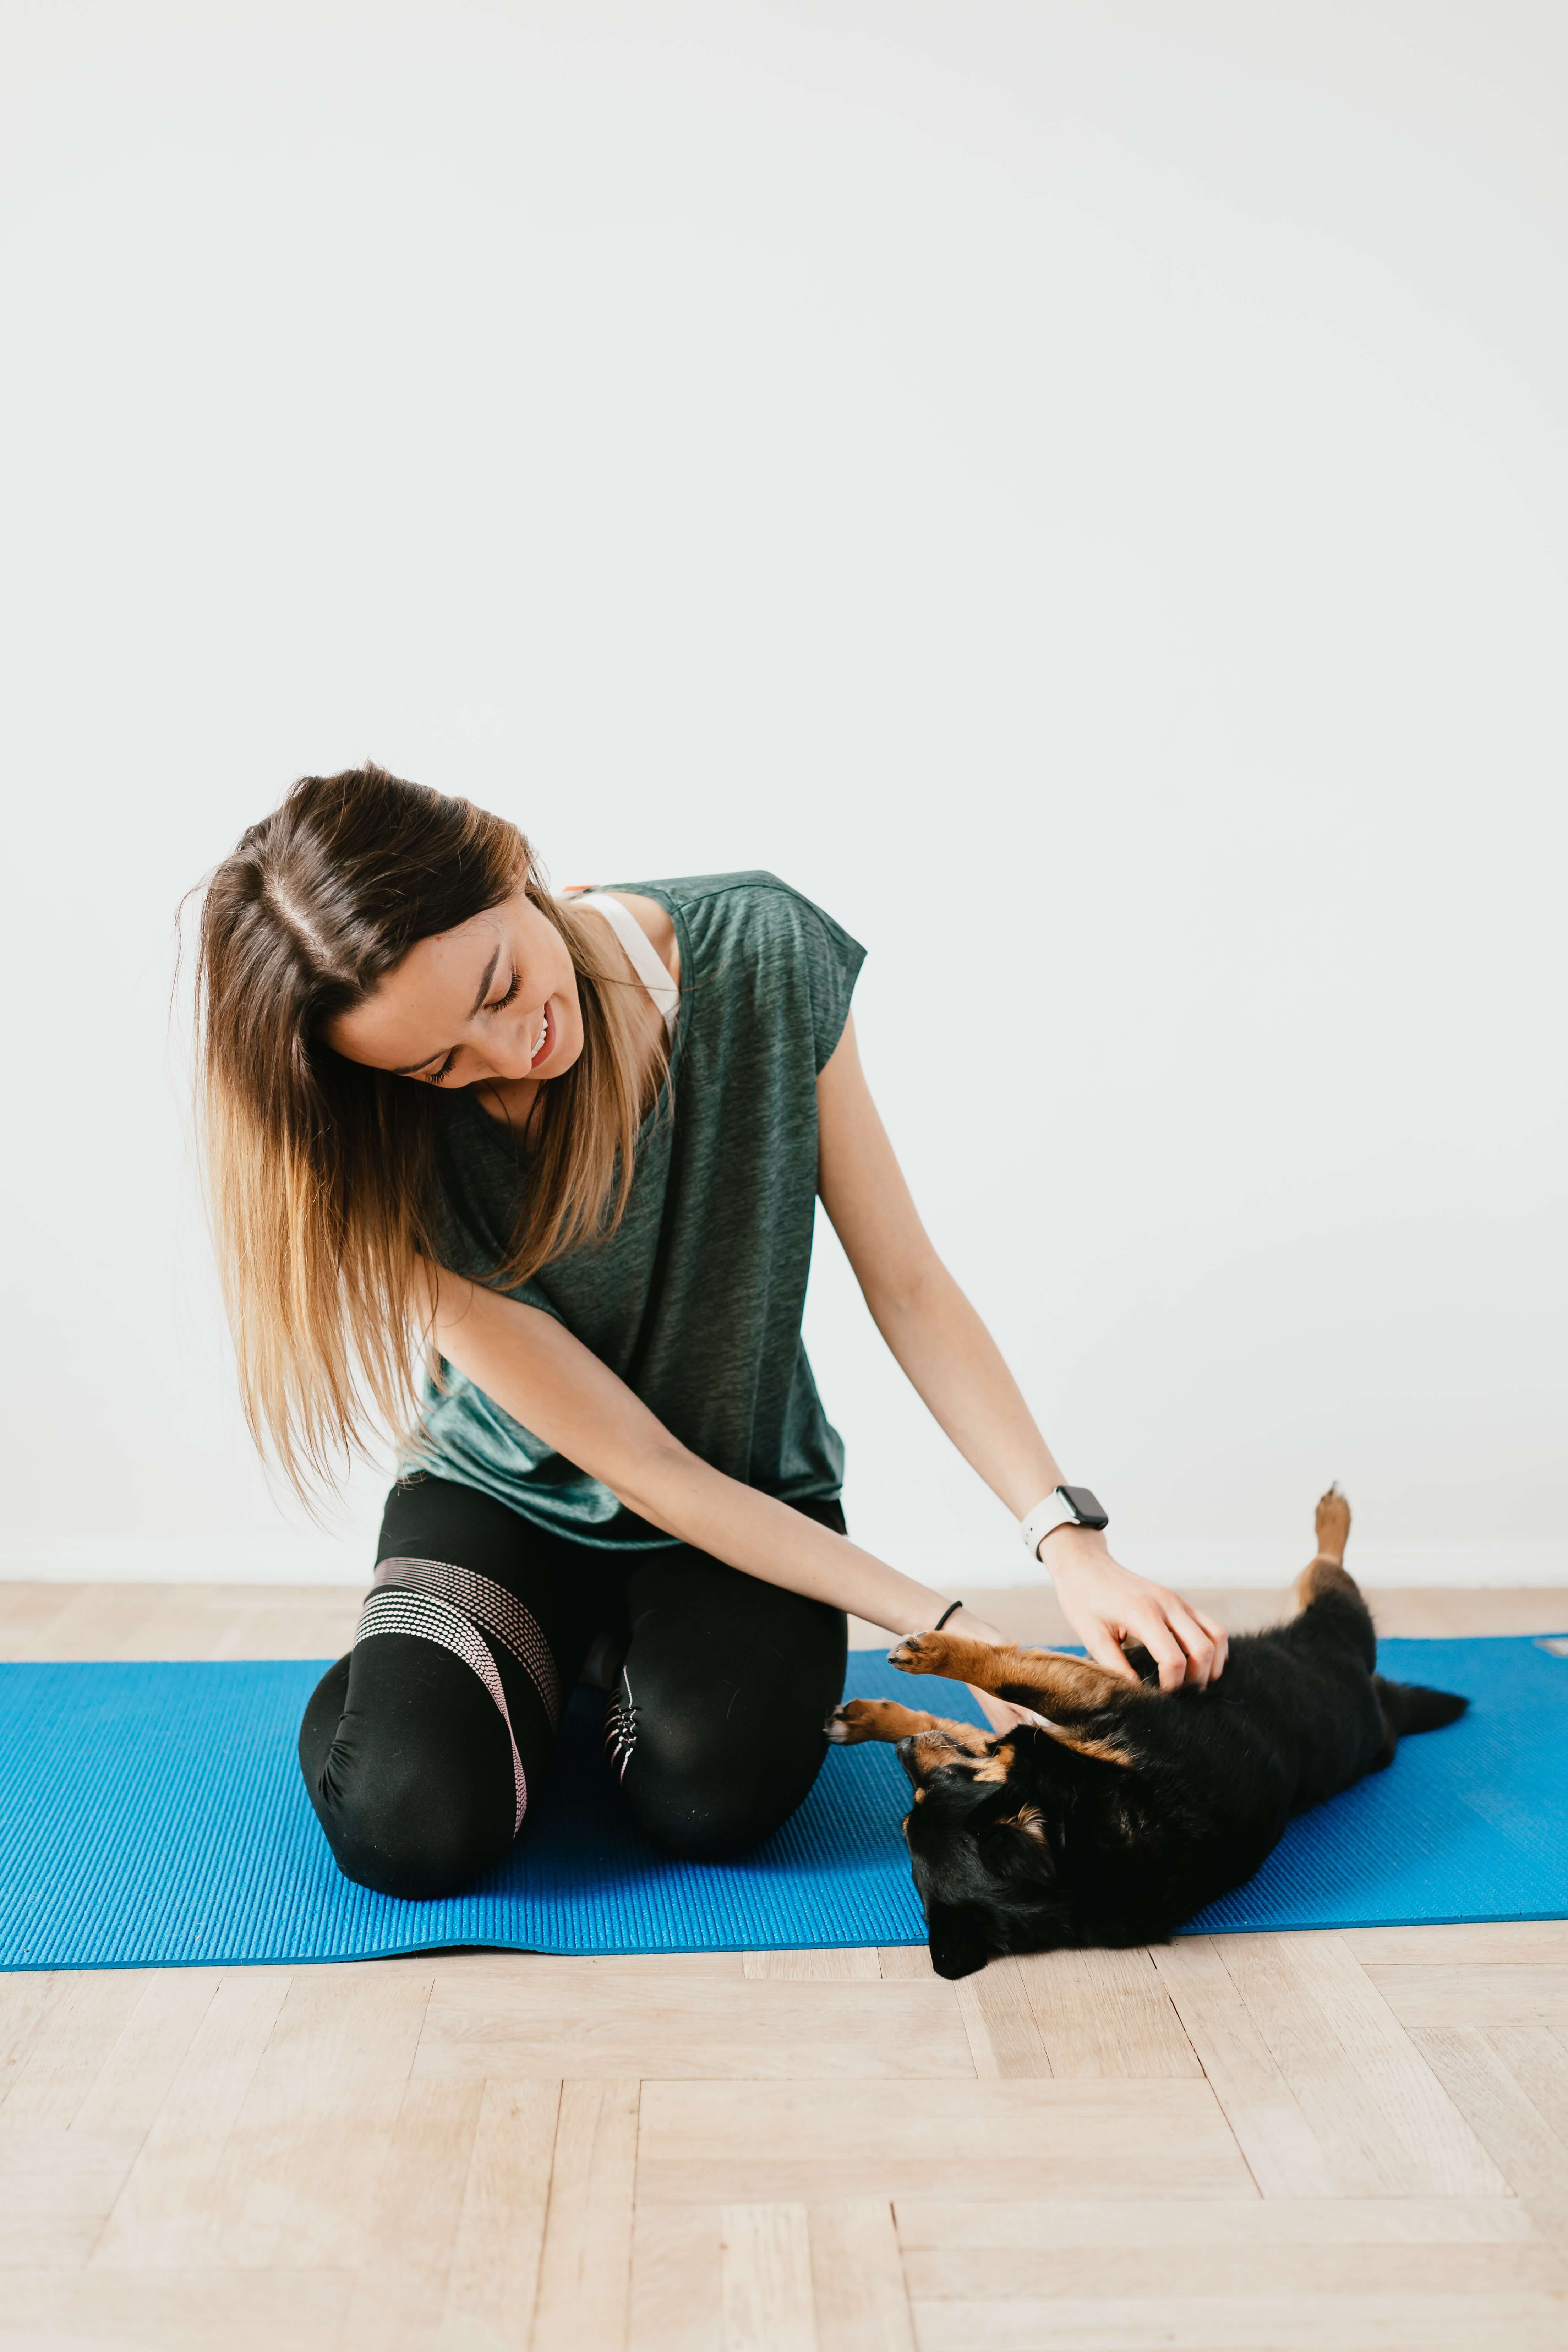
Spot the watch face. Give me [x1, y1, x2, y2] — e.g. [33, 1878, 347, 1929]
[1060, 1484, 1109, 1530]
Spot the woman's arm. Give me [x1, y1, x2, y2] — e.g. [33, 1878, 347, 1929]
[421, 1271, 986, 1639]
[816, 1015, 1227, 1692]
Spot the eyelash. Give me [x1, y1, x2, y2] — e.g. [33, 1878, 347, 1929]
[428, 969, 524, 1084]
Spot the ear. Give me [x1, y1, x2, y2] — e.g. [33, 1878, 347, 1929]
[925, 1900, 992, 1980]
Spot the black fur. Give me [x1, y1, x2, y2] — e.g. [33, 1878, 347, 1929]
[899, 1575, 1467, 1979]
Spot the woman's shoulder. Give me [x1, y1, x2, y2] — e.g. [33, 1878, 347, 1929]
[618, 873, 865, 1067]
[613, 870, 852, 950]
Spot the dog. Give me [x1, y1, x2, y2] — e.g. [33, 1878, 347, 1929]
[825, 1489, 1466, 1979]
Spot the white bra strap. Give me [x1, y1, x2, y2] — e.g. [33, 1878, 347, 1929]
[575, 892, 680, 1039]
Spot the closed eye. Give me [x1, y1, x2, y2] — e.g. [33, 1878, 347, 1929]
[426, 968, 524, 1084]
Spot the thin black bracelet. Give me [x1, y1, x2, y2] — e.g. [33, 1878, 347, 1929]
[933, 1599, 963, 1630]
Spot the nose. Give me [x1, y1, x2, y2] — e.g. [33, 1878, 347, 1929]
[894, 1736, 920, 1783]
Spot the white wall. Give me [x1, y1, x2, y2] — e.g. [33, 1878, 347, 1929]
[2, 0, 1564, 1591]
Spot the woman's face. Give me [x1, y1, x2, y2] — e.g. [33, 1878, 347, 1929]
[324, 885, 584, 1092]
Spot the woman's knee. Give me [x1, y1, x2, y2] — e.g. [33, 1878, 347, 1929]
[624, 1736, 825, 1859]
[616, 1668, 841, 1859]
[617, 1560, 847, 1858]
[298, 1643, 517, 1900]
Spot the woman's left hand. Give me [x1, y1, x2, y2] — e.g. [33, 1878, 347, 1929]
[1041, 1527, 1228, 1692]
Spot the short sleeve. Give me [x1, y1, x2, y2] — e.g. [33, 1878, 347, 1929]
[790, 892, 867, 1073]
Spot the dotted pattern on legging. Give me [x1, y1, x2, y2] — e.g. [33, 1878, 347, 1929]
[373, 1554, 564, 1730]
[354, 1586, 527, 1834]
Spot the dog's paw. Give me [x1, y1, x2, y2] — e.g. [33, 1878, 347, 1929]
[1315, 1483, 1351, 1557]
[824, 1701, 878, 1744]
[888, 1631, 955, 1676]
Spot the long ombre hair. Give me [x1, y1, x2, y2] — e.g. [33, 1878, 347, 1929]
[192, 763, 663, 1496]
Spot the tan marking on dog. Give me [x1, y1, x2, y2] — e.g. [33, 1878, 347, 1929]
[1294, 1554, 1362, 1613]
[891, 1630, 1147, 1715]
[1044, 1726, 1137, 1769]
[1002, 1803, 1049, 1841]
[973, 1741, 1016, 1784]
[1314, 1482, 1352, 1564]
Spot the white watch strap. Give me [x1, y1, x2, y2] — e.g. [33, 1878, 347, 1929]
[1019, 1490, 1077, 1557]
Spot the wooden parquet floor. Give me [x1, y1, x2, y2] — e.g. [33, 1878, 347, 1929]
[1, 1582, 1566, 2350]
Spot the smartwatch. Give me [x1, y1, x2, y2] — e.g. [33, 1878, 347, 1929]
[1020, 1485, 1110, 1558]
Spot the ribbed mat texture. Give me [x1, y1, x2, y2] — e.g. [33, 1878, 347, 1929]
[0, 1638, 1563, 1969]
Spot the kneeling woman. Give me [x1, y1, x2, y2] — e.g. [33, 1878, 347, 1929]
[193, 764, 1226, 1898]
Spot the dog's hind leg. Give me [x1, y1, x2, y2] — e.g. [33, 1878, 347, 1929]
[1293, 1485, 1358, 1611]
[1291, 1486, 1377, 1672]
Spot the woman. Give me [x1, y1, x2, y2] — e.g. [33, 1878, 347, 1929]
[194, 763, 1226, 1899]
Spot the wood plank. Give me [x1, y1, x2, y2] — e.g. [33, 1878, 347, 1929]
[71, 1971, 222, 2138]
[893, 2195, 1542, 2246]
[1493, 2025, 1568, 2145]
[1218, 1933, 1506, 2196]
[637, 2079, 1256, 2205]
[426, 1952, 747, 1981]
[413, 1975, 972, 2081]
[876, 1947, 934, 1980]
[0, 1584, 81, 1660]
[332, 2076, 483, 2345]
[954, 1957, 1051, 2079]
[1021, 1945, 1200, 2078]
[743, 1951, 881, 1982]
[0, 2128, 144, 2267]
[441, 2078, 559, 2350]
[0, 2264, 353, 2347]
[532, 2079, 638, 2352]
[908, 2288, 1568, 2350]
[0, 1972, 158, 2129]
[90, 1968, 293, 2268]
[1343, 1925, 1568, 1966]
[1411, 2028, 1568, 2198]
[204, 1964, 434, 2268]
[0, 1974, 66, 2105]
[810, 2199, 916, 2352]
[1367, 1965, 1568, 2028]
[902, 2239, 1568, 2297]
[720, 2205, 815, 2351]
[12, 1587, 175, 1662]
[629, 2202, 724, 2352]
[1152, 1937, 1339, 2197]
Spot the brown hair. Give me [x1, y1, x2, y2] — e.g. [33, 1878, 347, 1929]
[191, 762, 662, 1496]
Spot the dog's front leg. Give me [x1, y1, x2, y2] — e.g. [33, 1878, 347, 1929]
[888, 1630, 1142, 1717]
[824, 1698, 990, 1749]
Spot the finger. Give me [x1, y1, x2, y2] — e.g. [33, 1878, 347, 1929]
[1076, 1620, 1142, 1684]
[1160, 1599, 1218, 1688]
[1191, 1606, 1230, 1679]
[1128, 1610, 1189, 1693]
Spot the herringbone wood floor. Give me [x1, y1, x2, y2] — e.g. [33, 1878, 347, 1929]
[1, 1581, 1566, 2350]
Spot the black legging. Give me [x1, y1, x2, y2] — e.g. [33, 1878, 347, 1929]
[299, 1474, 848, 1899]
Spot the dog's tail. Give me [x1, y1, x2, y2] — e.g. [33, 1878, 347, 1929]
[1375, 1676, 1468, 1737]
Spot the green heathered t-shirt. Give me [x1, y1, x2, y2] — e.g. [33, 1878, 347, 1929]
[413, 872, 866, 1549]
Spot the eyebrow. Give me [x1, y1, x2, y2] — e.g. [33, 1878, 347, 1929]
[389, 944, 501, 1075]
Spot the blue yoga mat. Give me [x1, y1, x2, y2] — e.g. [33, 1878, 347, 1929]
[1, 1638, 1564, 1969]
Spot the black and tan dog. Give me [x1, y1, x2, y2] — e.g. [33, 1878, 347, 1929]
[826, 1490, 1466, 1979]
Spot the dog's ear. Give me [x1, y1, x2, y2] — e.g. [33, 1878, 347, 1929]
[925, 1900, 992, 1980]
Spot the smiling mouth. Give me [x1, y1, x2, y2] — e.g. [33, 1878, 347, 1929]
[530, 1003, 553, 1068]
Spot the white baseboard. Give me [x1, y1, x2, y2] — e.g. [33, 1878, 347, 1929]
[0, 1531, 1564, 1589]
